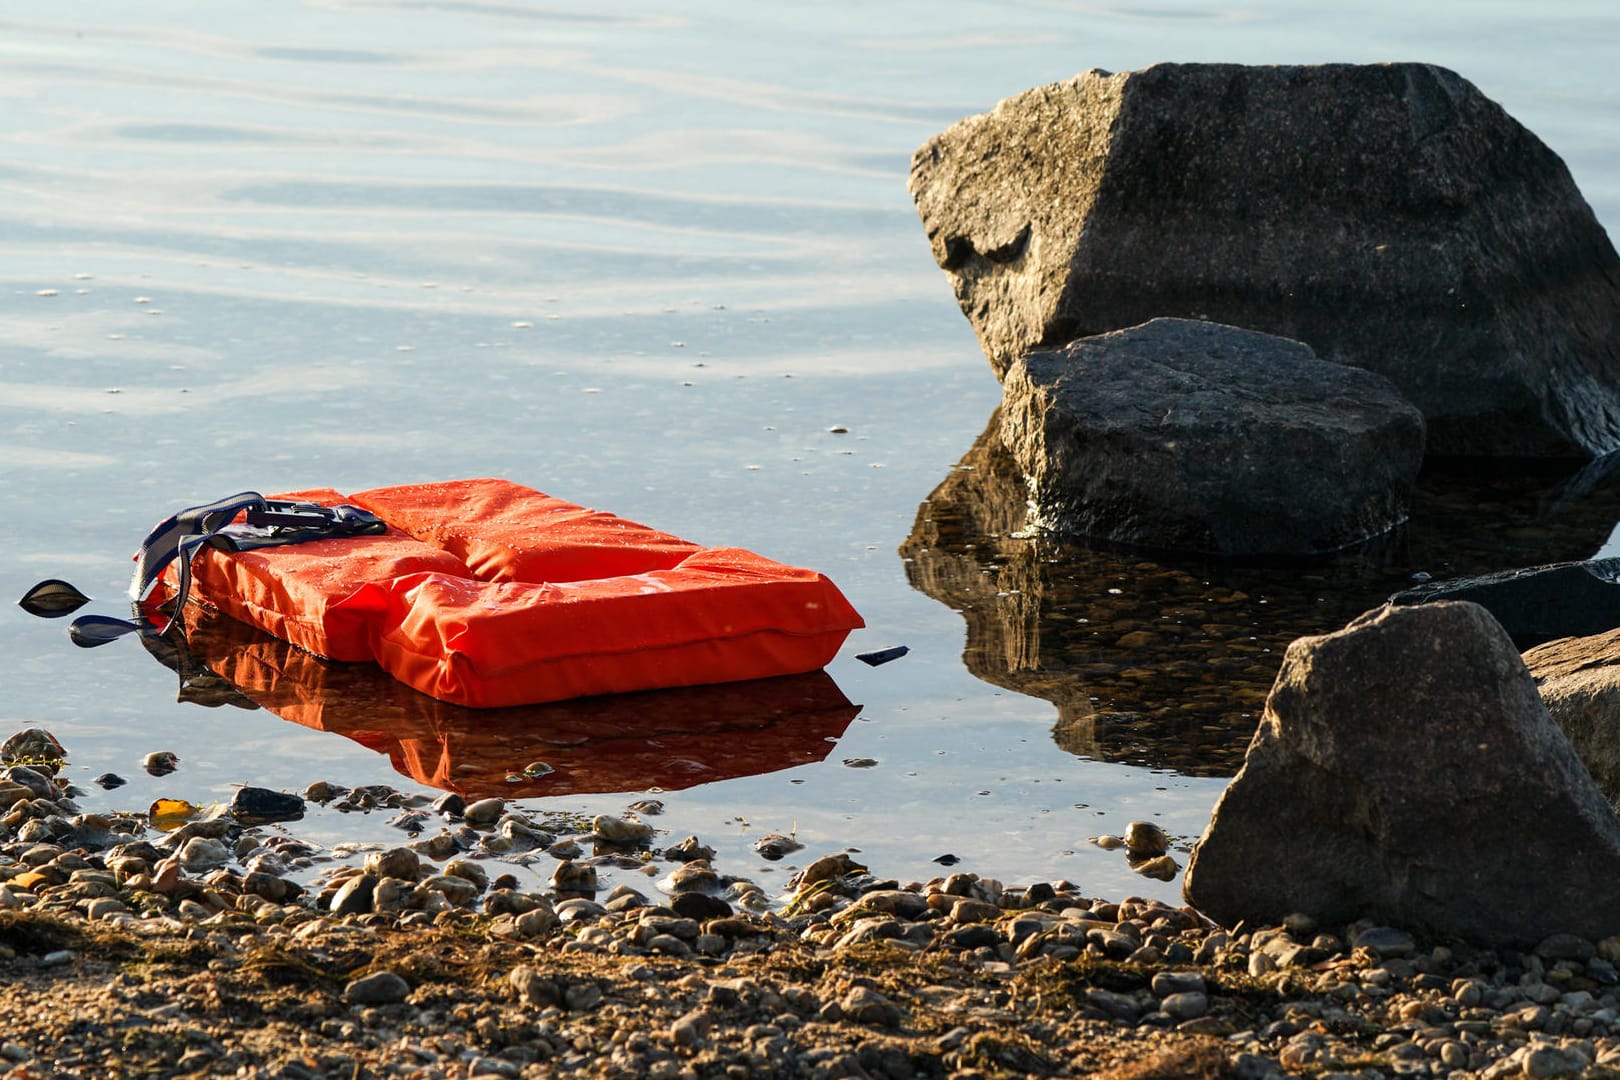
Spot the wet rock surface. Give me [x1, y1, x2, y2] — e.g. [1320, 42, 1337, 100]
[11, 728, 1620, 1075]
[909, 61, 1620, 457]
[1001, 318, 1425, 555]
[1390, 557, 1620, 646]
[1184, 601, 1620, 943]
[10, 829, 1620, 1077]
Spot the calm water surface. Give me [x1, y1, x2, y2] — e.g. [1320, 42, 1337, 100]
[2, 2, 1618, 904]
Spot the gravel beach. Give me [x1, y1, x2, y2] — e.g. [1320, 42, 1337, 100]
[2, 755, 1619, 1079]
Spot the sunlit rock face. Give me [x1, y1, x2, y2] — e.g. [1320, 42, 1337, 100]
[1184, 601, 1620, 945]
[910, 62, 1620, 457]
[1527, 628, 1620, 803]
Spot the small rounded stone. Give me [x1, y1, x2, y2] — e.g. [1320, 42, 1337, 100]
[593, 815, 654, 844]
[1123, 821, 1169, 856]
[463, 797, 504, 826]
[142, 752, 179, 776]
[364, 847, 421, 882]
[343, 971, 409, 1005]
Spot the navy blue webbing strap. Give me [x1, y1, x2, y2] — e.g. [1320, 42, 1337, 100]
[69, 492, 387, 645]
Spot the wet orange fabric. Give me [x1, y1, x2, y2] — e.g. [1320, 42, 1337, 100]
[178, 603, 859, 799]
[181, 478, 864, 707]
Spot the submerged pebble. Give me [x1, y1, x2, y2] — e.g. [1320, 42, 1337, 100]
[1131, 854, 1179, 880]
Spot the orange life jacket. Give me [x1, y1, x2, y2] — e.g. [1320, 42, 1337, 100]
[178, 478, 864, 707]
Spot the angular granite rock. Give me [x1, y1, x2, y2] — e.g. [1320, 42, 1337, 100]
[1000, 318, 1424, 556]
[1526, 628, 1620, 805]
[1183, 601, 1620, 944]
[910, 63, 1620, 457]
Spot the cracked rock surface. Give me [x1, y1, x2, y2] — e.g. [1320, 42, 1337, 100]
[910, 62, 1620, 457]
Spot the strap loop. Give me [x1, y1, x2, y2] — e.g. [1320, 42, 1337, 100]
[82, 492, 389, 640]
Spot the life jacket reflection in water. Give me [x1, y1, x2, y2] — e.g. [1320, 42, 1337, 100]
[175, 478, 865, 708]
[160, 602, 860, 800]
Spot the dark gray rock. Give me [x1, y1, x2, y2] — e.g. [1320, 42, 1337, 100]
[909, 63, 1620, 457]
[229, 786, 305, 824]
[1391, 558, 1620, 646]
[329, 873, 377, 916]
[670, 892, 732, 921]
[1525, 627, 1620, 804]
[1001, 318, 1424, 555]
[1183, 601, 1620, 945]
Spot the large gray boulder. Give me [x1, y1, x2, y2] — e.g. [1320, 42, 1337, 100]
[1183, 602, 1620, 944]
[1526, 629, 1620, 805]
[1000, 318, 1424, 555]
[910, 62, 1620, 457]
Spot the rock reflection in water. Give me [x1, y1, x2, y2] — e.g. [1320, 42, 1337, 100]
[902, 411, 1620, 777]
[168, 605, 860, 799]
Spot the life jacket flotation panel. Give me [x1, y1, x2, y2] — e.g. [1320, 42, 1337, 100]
[176, 601, 860, 798]
[176, 478, 865, 708]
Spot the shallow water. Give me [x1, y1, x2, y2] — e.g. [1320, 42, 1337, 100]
[2, 2, 1618, 905]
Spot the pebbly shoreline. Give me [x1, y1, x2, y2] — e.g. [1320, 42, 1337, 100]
[2, 751, 1619, 1079]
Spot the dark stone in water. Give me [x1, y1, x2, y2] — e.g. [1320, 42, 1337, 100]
[432, 792, 466, 818]
[229, 786, 305, 824]
[1001, 318, 1425, 556]
[856, 645, 909, 667]
[1388, 558, 1620, 646]
[1, 728, 66, 766]
[143, 751, 178, 777]
[94, 773, 127, 790]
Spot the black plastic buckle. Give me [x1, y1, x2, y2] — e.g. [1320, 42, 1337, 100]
[244, 502, 340, 530]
